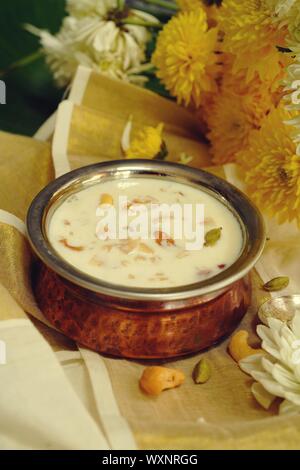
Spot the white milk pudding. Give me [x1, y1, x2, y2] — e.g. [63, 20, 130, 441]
[48, 177, 243, 288]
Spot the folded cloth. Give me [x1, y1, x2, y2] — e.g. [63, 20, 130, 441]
[0, 284, 109, 450]
[52, 66, 211, 177]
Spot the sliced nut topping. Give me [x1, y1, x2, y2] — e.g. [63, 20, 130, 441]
[197, 268, 212, 277]
[154, 230, 175, 247]
[127, 195, 157, 209]
[139, 242, 154, 254]
[204, 217, 215, 225]
[121, 260, 130, 267]
[119, 239, 140, 254]
[100, 193, 114, 206]
[134, 255, 146, 262]
[176, 250, 189, 259]
[102, 244, 114, 253]
[59, 238, 85, 251]
[89, 256, 104, 266]
[150, 256, 161, 263]
[101, 240, 154, 257]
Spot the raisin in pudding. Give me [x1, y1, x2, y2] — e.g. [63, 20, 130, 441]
[48, 177, 243, 288]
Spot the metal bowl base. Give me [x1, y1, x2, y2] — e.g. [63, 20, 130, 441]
[34, 263, 251, 359]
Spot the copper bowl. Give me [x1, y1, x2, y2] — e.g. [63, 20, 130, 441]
[27, 160, 265, 359]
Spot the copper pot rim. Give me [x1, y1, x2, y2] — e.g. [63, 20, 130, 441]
[26, 160, 265, 301]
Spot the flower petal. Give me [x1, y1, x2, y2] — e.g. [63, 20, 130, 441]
[283, 390, 300, 406]
[279, 399, 300, 415]
[272, 363, 300, 391]
[121, 116, 133, 153]
[239, 353, 265, 375]
[251, 382, 276, 410]
[291, 311, 300, 338]
[258, 376, 288, 399]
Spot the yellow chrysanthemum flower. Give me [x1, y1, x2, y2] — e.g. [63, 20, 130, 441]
[176, 0, 220, 26]
[125, 123, 167, 159]
[219, 0, 287, 82]
[176, 0, 201, 11]
[152, 10, 218, 107]
[237, 107, 300, 227]
[206, 70, 279, 164]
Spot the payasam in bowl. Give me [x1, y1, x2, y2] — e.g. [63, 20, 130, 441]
[27, 160, 265, 359]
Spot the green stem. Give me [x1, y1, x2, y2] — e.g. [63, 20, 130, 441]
[122, 17, 163, 28]
[143, 64, 156, 73]
[143, 0, 179, 11]
[117, 0, 125, 9]
[0, 50, 43, 78]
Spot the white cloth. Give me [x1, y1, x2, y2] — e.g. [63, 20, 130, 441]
[0, 289, 109, 449]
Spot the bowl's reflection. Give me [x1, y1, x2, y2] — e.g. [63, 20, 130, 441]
[258, 295, 300, 325]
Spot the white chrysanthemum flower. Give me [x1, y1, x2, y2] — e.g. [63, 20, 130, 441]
[67, 0, 118, 18]
[265, 0, 300, 28]
[240, 312, 300, 415]
[282, 43, 300, 155]
[265, 0, 299, 20]
[283, 41, 300, 156]
[26, 0, 159, 87]
[265, 0, 300, 154]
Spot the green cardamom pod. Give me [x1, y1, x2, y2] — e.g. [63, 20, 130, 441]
[263, 276, 289, 292]
[192, 358, 211, 384]
[204, 227, 222, 247]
